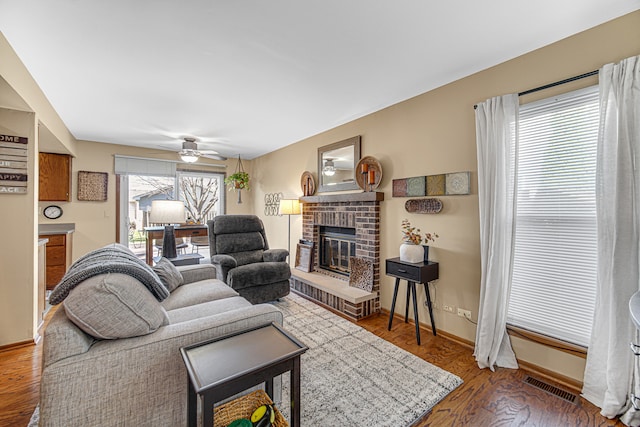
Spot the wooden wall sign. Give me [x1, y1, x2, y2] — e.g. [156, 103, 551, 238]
[0, 134, 28, 195]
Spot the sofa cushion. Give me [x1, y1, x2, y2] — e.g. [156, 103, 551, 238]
[166, 296, 251, 324]
[161, 279, 239, 310]
[227, 262, 291, 291]
[63, 273, 169, 340]
[152, 257, 184, 292]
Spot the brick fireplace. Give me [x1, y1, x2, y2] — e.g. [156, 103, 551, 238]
[290, 192, 383, 320]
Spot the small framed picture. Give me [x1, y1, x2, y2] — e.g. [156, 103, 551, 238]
[295, 242, 314, 272]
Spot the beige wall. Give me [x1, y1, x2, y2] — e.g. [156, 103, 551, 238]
[251, 11, 640, 382]
[0, 108, 37, 345]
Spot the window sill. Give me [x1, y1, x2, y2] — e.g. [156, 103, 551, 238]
[507, 325, 587, 358]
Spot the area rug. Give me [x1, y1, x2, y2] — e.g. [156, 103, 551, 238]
[271, 293, 463, 426]
[28, 293, 462, 426]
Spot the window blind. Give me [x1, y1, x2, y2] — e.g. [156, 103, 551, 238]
[114, 155, 177, 176]
[507, 86, 599, 347]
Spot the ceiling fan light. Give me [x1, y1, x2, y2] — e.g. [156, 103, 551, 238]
[179, 149, 199, 163]
[323, 159, 336, 176]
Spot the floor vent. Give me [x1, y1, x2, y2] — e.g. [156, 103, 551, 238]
[523, 376, 578, 404]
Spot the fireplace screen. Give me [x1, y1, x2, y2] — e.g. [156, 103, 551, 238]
[319, 226, 356, 275]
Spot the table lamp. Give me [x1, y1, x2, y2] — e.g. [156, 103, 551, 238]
[150, 200, 185, 259]
[279, 199, 301, 260]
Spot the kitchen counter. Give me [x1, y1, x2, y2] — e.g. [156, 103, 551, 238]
[630, 291, 640, 330]
[38, 223, 75, 235]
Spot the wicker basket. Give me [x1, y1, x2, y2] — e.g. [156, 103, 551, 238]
[213, 390, 289, 427]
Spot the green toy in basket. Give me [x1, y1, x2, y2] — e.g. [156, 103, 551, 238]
[228, 419, 252, 427]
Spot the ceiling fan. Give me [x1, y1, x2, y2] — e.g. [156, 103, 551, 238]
[178, 137, 227, 163]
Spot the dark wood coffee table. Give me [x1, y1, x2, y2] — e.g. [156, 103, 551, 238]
[180, 322, 308, 427]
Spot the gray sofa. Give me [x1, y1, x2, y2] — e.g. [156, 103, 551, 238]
[39, 244, 283, 427]
[208, 215, 291, 304]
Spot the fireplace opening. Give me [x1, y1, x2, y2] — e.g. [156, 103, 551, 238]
[319, 226, 356, 276]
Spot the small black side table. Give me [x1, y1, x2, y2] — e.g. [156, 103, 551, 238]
[385, 257, 439, 345]
[180, 322, 308, 427]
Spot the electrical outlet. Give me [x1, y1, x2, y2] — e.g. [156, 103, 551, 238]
[427, 300, 437, 309]
[457, 308, 472, 320]
[442, 304, 455, 313]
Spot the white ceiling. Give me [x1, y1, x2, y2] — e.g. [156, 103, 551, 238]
[0, 1, 638, 159]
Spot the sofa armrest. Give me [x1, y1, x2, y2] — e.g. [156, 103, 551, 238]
[40, 303, 284, 426]
[176, 264, 217, 284]
[211, 254, 237, 283]
[263, 249, 288, 262]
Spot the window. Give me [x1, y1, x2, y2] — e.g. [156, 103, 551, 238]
[115, 156, 225, 247]
[507, 86, 599, 347]
[176, 170, 225, 223]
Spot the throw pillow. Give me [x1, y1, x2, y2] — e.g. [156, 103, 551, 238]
[64, 273, 169, 339]
[152, 257, 184, 292]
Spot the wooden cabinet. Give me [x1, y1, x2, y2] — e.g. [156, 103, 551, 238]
[39, 152, 71, 201]
[39, 233, 73, 290]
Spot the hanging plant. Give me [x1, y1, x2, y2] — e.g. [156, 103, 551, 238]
[224, 171, 250, 191]
[225, 155, 249, 203]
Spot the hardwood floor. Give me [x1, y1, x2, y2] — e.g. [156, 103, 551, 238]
[357, 312, 624, 427]
[0, 306, 625, 427]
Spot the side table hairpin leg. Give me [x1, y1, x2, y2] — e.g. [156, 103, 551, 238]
[388, 278, 400, 331]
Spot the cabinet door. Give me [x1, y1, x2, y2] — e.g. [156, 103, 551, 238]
[39, 152, 71, 201]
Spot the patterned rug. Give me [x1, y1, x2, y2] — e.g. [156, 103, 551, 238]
[271, 293, 462, 426]
[29, 293, 462, 426]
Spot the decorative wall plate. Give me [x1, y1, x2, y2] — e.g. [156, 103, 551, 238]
[300, 171, 315, 196]
[355, 156, 382, 191]
[445, 171, 471, 195]
[404, 198, 443, 214]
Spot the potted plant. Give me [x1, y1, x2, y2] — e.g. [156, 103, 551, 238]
[224, 171, 250, 191]
[400, 219, 438, 263]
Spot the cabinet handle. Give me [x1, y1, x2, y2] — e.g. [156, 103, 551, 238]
[398, 269, 407, 273]
[630, 342, 640, 356]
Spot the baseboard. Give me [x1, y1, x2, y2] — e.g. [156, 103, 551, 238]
[0, 339, 34, 353]
[379, 308, 584, 393]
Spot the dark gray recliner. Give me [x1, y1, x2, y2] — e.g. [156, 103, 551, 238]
[207, 215, 291, 304]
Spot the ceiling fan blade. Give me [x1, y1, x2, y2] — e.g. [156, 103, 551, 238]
[201, 153, 227, 161]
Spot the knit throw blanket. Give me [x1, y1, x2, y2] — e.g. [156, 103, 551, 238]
[49, 243, 169, 305]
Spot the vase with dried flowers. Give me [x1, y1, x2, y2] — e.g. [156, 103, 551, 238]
[400, 219, 438, 263]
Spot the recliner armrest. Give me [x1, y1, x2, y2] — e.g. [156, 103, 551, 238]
[211, 254, 237, 283]
[263, 249, 288, 262]
[176, 264, 217, 284]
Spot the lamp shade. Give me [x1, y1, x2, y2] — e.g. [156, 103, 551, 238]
[149, 200, 185, 224]
[279, 199, 301, 215]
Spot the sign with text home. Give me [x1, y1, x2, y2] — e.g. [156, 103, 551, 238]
[0, 134, 28, 194]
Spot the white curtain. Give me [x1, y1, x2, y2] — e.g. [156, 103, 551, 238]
[582, 55, 640, 425]
[474, 94, 520, 371]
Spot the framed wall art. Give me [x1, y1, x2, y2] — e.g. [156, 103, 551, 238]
[77, 171, 108, 201]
